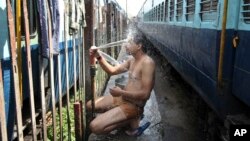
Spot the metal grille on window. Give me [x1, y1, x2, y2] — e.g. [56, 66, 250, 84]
[153, 7, 155, 21]
[158, 4, 161, 21]
[170, 0, 175, 21]
[161, 2, 164, 21]
[143, 12, 147, 21]
[242, 0, 250, 23]
[151, 10, 153, 21]
[200, 0, 218, 21]
[155, 7, 157, 21]
[186, 0, 195, 21]
[165, 0, 169, 21]
[176, 0, 183, 21]
[147, 11, 150, 21]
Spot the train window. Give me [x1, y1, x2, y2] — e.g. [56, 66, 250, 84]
[155, 6, 157, 21]
[242, 0, 250, 24]
[165, 0, 169, 21]
[176, 0, 183, 21]
[147, 10, 150, 21]
[161, 2, 164, 21]
[16, 0, 37, 38]
[152, 7, 154, 21]
[152, 8, 154, 21]
[154, 7, 157, 21]
[200, 0, 218, 22]
[170, 0, 175, 21]
[156, 6, 158, 21]
[151, 8, 153, 21]
[151, 10, 153, 21]
[186, 0, 195, 21]
[143, 12, 147, 21]
[158, 4, 161, 21]
[145, 11, 148, 22]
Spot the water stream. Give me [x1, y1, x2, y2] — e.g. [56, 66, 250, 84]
[98, 50, 119, 65]
[95, 39, 127, 49]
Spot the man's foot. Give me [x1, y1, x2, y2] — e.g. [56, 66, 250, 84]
[125, 122, 151, 136]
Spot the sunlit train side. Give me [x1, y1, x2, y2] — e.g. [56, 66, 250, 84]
[0, 0, 127, 140]
[137, 0, 250, 120]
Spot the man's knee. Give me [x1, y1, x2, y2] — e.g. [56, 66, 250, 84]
[89, 120, 104, 134]
[86, 100, 92, 110]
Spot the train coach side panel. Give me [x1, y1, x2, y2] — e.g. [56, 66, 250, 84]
[232, 30, 250, 107]
[138, 22, 246, 118]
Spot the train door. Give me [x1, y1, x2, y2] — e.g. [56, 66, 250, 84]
[232, 0, 250, 107]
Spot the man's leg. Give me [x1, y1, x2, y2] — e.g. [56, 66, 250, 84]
[129, 118, 140, 129]
[86, 95, 114, 112]
[89, 106, 129, 134]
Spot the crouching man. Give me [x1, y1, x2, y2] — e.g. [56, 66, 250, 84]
[87, 29, 155, 136]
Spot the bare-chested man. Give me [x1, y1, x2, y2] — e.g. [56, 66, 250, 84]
[87, 29, 155, 136]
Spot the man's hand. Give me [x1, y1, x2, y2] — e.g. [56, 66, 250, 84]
[89, 46, 101, 58]
[109, 86, 122, 97]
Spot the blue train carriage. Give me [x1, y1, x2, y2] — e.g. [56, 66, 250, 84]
[0, 0, 84, 139]
[137, 0, 250, 119]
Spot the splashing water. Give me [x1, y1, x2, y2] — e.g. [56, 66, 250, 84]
[98, 50, 130, 72]
[98, 50, 119, 65]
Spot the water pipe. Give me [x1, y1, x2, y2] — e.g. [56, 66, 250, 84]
[218, 0, 228, 88]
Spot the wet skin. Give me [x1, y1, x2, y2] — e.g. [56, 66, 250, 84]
[87, 40, 155, 134]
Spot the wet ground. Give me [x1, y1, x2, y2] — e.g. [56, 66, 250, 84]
[88, 47, 207, 141]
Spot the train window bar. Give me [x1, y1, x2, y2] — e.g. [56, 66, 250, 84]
[165, 0, 169, 22]
[158, 4, 161, 21]
[242, 0, 250, 24]
[152, 7, 154, 21]
[155, 7, 157, 21]
[161, 2, 164, 21]
[200, 0, 218, 22]
[170, 0, 175, 21]
[176, 0, 183, 21]
[185, 0, 195, 21]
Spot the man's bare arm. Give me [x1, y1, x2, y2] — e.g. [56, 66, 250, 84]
[90, 46, 131, 75]
[98, 56, 131, 75]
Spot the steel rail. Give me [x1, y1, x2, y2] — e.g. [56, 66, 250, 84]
[64, 2, 72, 140]
[23, 0, 37, 140]
[6, 0, 24, 140]
[47, 0, 57, 140]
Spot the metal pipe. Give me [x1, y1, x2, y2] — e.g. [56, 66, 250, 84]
[74, 102, 83, 140]
[64, 2, 72, 140]
[6, 0, 24, 140]
[16, 0, 23, 103]
[47, 1, 57, 140]
[57, 54, 63, 141]
[23, 0, 37, 140]
[90, 48, 96, 119]
[218, 0, 229, 87]
[39, 50, 47, 141]
[73, 34, 77, 102]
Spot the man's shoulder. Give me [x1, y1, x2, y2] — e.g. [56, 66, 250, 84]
[143, 56, 155, 67]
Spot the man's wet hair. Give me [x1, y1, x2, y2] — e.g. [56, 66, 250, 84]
[127, 26, 148, 53]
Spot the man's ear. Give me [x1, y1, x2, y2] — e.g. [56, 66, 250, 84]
[138, 43, 142, 50]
